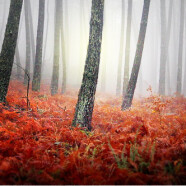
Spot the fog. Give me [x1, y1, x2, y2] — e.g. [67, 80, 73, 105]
[0, 0, 185, 96]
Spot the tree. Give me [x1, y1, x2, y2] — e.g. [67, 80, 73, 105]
[32, 0, 45, 91]
[61, 0, 67, 94]
[24, 0, 31, 85]
[176, 0, 184, 94]
[159, 0, 173, 95]
[116, 0, 125, 96]
[51, 0, 62, 95]
[15, 46, 22, 80]
[0, 0, 7, 43]
[0, 0, 23, 102]
[27, 0, 36, 66]
[121, 0, 151, 110]
[122, 0, 132, 96]
[72, 0, 104, 131]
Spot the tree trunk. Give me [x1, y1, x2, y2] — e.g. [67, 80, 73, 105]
[0, 0, 23, 102]
[72, 0, 104, 131]
[122, 0, 132, 96]
[0, 0, 7, 43]
[165, 0, 173, 95]
[176, 0, 184, 94]
[27, 0, 36, 66]
[32, 0, 45, 91]
[116, 0, 125, 96]
[121, 0, 151, 110]
[159, 0, 173, 95]
[24, 0, 31, 85]
[61, 0, 67, 94]
[15, 45, 22, 80]
[51, 0, 62, 95]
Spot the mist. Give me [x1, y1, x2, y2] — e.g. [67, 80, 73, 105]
[1, 0, 185, 97]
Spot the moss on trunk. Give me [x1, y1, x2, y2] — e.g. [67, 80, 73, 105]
[72, 0, 104, 131]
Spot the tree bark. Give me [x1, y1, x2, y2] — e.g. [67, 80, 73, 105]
[116, 0, 125, 96]
[32, 0, 45, 91]
[176, 0, 184, 94]
[122, 0, 132, 97]
[72, 0, 104, 131]
[51, 0, 62, 95]
[0, 0, 23, 102]
[121, 0, 151, 110]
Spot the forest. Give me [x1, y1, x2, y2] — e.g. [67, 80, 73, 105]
[0, 0, 185, 185]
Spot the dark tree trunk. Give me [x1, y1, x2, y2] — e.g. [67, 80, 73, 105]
[72, 0, 104, 131]
[121, 0, 151, 110]
[24, 0, 31, 85]
[116, 0, 125, 96]
[176, 0, 184, 94]
[51, 0, 62, 95]
[0, 0, 23, 102]
[123, 0, 132, 97]
[61, 0, 67, 94]
[32, 0, 45, 91]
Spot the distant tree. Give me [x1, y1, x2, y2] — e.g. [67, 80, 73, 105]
[116, 0, 125, 96]
[27, 0, 36, 66]
[0, 0, 23, 102]
[15, 46, 22, 80]
[32, 0, 45, 91]
[176, 0, 184, 94]
[23, 0, 31, 85]
[123, 0, 132, 96]
[159, 0, 173, 95]
[43, 0, 49, 62]
[72, 0, 104, 130]
[0, 1, 7, 43]
[61, 0, 67, 94]
[121, 0, 151, 110]
[165, 0, 173, 95]
[51, 0, 62, 95]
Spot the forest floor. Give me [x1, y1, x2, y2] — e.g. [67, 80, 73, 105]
[0, 81, 185, 184]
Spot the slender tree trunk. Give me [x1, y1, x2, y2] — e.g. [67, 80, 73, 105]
[121, 0, 151, 110]
[32, 0, 45, 91]
[123, 0, 132, 96]
[159, 0, 173, 95]
[15, 46, 22, 80]
[158, 0, 166, 95]
[27, 0, 36, 66]
[61, 0, 67, 94]
[24, 0, 31, 85]
[78, 0, 85, 85]
[176, 0, 184, 94]
[165, 0, 173, 95]
[72, 0, 104, 131]
[43, 0, 49, 62]
[116, 0, 125, 96]
[0, 0, 7, 43]
[0, 0, 23, 102]
[51, 0, 62, 95]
